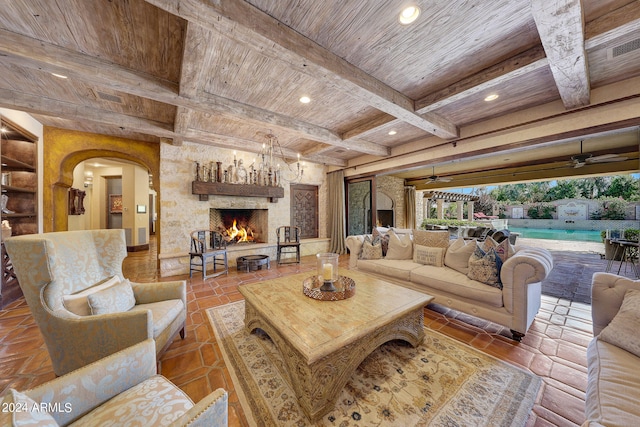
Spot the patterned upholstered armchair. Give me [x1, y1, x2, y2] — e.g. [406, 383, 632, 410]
[0, 339, 228, 426]
[4, 229, 187, 376]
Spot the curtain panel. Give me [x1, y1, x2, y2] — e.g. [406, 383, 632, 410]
[328, 170, 346, 254]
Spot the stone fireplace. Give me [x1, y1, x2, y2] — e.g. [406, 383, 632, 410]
[210, 208, 269, 244]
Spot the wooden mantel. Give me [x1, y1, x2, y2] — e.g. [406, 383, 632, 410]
[192, 181, 284, 203]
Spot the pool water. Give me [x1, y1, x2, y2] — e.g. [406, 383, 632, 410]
[508, 227, 603, 242]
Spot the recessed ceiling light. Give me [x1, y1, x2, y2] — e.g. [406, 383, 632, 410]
[484, 93, 499, 102]
[388, 130, 397, 135]
[399, 6, 420, 25]
[299, 96, 311, 104]
[51, 73, 68, 79]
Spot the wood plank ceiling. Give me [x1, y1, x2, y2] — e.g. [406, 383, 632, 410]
[0, 0, 638, 189]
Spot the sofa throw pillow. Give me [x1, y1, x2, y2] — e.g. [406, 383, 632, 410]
[2, 389, 58, 427]
[482, 237, 514, 263]
[598, 289, 640, 357]
[62, 276, 122, 316]
[467, 243, 503, 288]
[372, 228, 390, 256]
[413, 229, 449, 249]
[385, 229, 413, 260]
[361, 239, 383, 260]
[359, 235, 380, 259]
[444, 237, 476, 274]
[413, 244, 444, 267]
[87, 279, 136, 315]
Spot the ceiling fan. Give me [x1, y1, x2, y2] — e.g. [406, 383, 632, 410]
[424, 166, 453, 183]
[569, 140, 628, 168]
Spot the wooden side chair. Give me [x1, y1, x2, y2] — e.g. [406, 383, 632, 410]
[276, 226, 301, 264]
[189, 230, 228, 279]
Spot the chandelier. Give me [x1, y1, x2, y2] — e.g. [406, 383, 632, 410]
[259, 132, 304, 185]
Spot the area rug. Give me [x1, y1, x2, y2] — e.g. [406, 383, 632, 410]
[207, 301, 540, 426]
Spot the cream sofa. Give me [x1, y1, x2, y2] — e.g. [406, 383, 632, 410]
[0, 339, 228, 426]
[345, 229, 554, 340]
[585, 272, 640, 426]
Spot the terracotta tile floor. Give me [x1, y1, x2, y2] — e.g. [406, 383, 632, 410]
[0, 237, 607, 426]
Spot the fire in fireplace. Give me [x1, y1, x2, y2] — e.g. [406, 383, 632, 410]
[224, 219, 254, 243]
[210, 208, 268, 244]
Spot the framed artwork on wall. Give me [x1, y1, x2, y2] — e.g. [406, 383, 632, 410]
[109, 194, 123, 214]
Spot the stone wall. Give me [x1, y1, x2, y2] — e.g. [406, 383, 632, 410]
[159, 141, 329, 277]
[376, 175, 406, 228]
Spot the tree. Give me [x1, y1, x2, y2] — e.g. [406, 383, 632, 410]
[472, 187, 495, 215]
[545, 179, 578, 200]
[575, 177, 610, 199]
[604, 175, 640, 201]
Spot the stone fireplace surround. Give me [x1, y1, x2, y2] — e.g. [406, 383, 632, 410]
[158, 142, 330, 278]
[159, 192, 330, 276]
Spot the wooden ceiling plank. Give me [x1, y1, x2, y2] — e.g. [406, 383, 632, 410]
[585, 1, 640, 45]
[144, 0, 459, 139]
[0, 29, 389, 157]
[343, 47, 549, 140]
[416, 46, 549, 112]
[531, 0, 590, 109]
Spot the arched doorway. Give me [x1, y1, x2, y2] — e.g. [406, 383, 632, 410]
[68, 158, 156, 252]
[42, 127, 161, 266]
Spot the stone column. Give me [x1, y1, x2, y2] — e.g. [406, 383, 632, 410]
[468, 202, 475, 221]
[436, 199, 444, 219]
[456, 201, 464, 220]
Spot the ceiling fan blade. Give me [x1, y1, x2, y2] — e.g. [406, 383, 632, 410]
[574, 161, 586, 168]
[438, 177, 453, 182]
[587, 154, 628, 163]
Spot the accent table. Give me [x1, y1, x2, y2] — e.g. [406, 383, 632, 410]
[239, 270, 434, 422]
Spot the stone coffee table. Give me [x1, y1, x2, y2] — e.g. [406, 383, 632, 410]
[239, 270, 434, 421]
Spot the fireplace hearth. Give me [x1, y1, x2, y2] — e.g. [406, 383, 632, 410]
[210, 208, 268, 244]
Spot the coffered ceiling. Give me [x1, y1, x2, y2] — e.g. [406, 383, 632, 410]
[0, 0, 638, 189]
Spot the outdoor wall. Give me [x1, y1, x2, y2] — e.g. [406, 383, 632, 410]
[158, 141, 328, 277]
[502, 198, 640, 221]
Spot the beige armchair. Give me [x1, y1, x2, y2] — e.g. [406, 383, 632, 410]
[4, 229, 187, 376]
[0, 339, 228, 426]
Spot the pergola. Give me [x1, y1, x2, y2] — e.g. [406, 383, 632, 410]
[423, 191, 480, 220]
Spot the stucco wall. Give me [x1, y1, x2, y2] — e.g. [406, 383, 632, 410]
[159, 141, 329, 277]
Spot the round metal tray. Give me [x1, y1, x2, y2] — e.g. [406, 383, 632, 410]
[302, 275, 356, 301]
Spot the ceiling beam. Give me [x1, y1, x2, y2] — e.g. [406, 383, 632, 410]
[172, 22, 214, 146]
[0, 89, 176, 138]
[531, 0, 590, 109]
[0, 29, 389, 157]
[144, 0, 458, 140]
[411, 158, 639, 191]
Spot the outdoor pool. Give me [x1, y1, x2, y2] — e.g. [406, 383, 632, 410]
[508, 227, 603, 242]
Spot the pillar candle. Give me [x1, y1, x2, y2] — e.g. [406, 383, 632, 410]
[323, 263, 333, 281]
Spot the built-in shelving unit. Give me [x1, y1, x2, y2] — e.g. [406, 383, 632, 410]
[1, 117, 38, 308]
